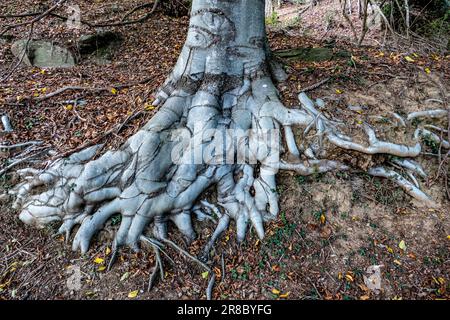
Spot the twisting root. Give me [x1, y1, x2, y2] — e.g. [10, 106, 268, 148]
[407, 109, 448, 122]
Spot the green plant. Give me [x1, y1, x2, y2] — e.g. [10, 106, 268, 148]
[266, 11, 279, 26]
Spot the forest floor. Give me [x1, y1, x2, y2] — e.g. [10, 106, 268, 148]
[0, 1, 449, 300]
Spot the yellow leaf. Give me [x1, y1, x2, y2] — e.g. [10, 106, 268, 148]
[40, 69, 46, 74]
[201, 271, 209, 279]
[128, 290, 138, 298]
[40, 88, 47, 93]
[387, 246, 394, 254]
[424, 67, 431, 74]
[279, 292, 290, 298]
[145, 103, 155, 111]
[446, 235, 450, 240]
[357, 120, 363, 125]
[412, 53, 419, 58]
[65, 104, 73, 111]
[404, 56, 415, 62]
[105, 247, 111, 255]
[398, 240, 406, 251]
[33, 93, 39, 97]
[335, 89, 343, 94]
[438, 277, 446, 285]
[345, 274, 354, 282]
[338, 272, 343, 280]
[93, 257, 104, 264]
[320, 214, 326, 224]
[111, 88, 118, 95]
[272, 288, 280, 295]
[98, 266, 106, 271]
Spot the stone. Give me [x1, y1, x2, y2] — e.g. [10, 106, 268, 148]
[10, 40, 75, 68]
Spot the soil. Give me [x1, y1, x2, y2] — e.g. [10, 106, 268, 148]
[0, 0, 449, 300]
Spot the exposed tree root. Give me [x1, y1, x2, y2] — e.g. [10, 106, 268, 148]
[6, 0, 447, 299]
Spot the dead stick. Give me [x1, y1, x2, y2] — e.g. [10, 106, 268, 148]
[301, 77, 331, 93]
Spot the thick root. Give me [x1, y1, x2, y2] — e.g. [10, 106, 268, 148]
[7, 0, 446, 299]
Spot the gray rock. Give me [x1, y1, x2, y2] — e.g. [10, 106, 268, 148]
[10, 40, 75, 68]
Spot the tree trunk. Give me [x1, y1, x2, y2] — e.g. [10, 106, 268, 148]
[11, 0, 440, 295]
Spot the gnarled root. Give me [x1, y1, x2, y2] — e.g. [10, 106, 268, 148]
[8, 1, 447, 296]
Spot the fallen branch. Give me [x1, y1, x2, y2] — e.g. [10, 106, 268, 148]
[0, 141, 43, 149]
[0, 12, 42, 19]
[0, 22, 34, 82]
[368, 166, 436, 207]
[50, 110, 145, 161]
[160, 238, 215, 300]
[0, 0, 67, 37]
[300, 77, 331, 93]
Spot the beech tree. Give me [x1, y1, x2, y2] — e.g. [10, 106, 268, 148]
[9, 0, 446, 297]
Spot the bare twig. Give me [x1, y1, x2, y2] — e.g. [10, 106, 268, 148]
[340, 0, 358, 41]
[122, 2, 154, 22]
[1, 115, 13, 132]
[160, 238, 216, 300]
[11, 76, 153, 104]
